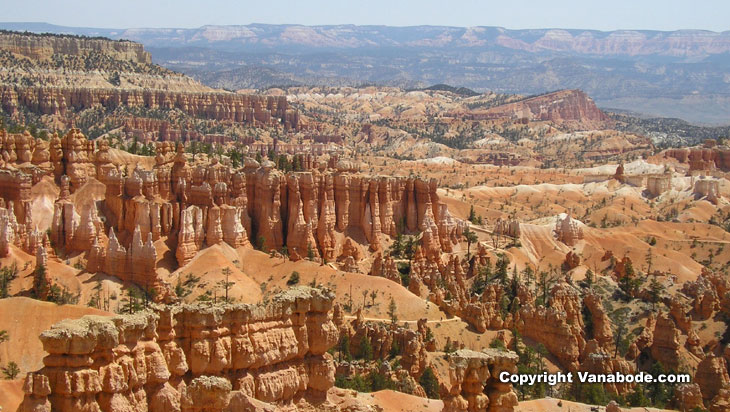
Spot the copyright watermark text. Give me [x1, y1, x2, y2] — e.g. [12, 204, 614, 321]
[499, 371, 691, 386]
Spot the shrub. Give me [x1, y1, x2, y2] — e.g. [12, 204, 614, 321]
[287, 271, 300, 286]
[419, 367, 440, 399]
[2, 361, 20, 379]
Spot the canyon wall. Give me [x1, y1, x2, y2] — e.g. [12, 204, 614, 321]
[0, 31, 151, 64]
[0, 85, 299, 130]
[465, 89, 610, 128]
[18, 286, 339, 412]
[664, 147, 730, 172]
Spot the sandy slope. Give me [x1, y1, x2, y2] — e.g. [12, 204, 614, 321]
[516, 398, 673, 412]
[0, 297, 110, 374]
[165, 243, 262, 304]
[107, 148, 157, 169]
[236, 248, 446, 321]
[0, 379, 24, 412]
[359, 390, 443, 412]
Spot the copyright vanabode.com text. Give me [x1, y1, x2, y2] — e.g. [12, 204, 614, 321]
[499, 371, 690, 386]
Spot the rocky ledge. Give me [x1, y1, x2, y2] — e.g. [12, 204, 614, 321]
[18, 286, 339, 412]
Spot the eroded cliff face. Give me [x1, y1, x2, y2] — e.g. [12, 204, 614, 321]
[0, 168, 43, 258]
[0, 85, 299, 130]
[664, 147, 730, 172]
[0, 32, 151, 63]
[18, 287, 339, 412]
[1, 128, 467, 300]
[517, 283, 586, 371]
[0, 31, 300, 131]
[463, 89, 610, 129]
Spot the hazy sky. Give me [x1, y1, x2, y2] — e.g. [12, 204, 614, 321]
[4, 0, 730, 32]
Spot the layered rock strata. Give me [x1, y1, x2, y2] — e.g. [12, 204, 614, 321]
[0, 86, 299, 130]
[18, 286, 339, 412]
[665, 147, 730, 172]
[13, 128, 465, 292]
[0, 31, 151, 63]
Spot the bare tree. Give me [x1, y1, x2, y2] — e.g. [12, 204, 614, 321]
[218, 267, 234, 303]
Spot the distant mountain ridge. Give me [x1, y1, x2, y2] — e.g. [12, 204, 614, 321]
[3, 22, 730, 124]
[4, 22, 729, 56]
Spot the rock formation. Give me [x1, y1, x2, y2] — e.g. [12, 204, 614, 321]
[441, 349, 519, 412]
[0, 86, 299, 131]
[674, 383, 705, 411]
[0, 31, 300, 131]
[694, 176, 721, 204]
[3, 129, 467, 296]
[369, 253, 401, 284]
[342, 312, 430, 381]
[583, 293, 613, 348]
[554, 213, 584, 246]
[0, 31, 152, 63]
[0, 172, 36, 257]
[665, 147, 730, 172]
[465, 90, 610, 129]
[646, 174, 672, 197]
[696, 355, 730, 403]
[18, 287, 339, 412]
[650, 312, 682, 371]
[494, 218, 521, 238]
[517, 282, 585, 370]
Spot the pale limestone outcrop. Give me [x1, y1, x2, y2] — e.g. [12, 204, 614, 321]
[553, 213, 584, 246]
[36, 242, 48, 269]
[0, 203, 15, 257]
[98, 225, 158, 285]
[221, 206, 249, 248]
[176, 206, 205, 266]
[646, 174, 672, 197]
[494, 218, 521, 238]
[50, 199, 105, 252]
[694, 176, 721, 204]
[206, 206, 224, 246]
[18, 287, 338, 412]
[420, 202, 443, 259]
[0, 169, 34, 255]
